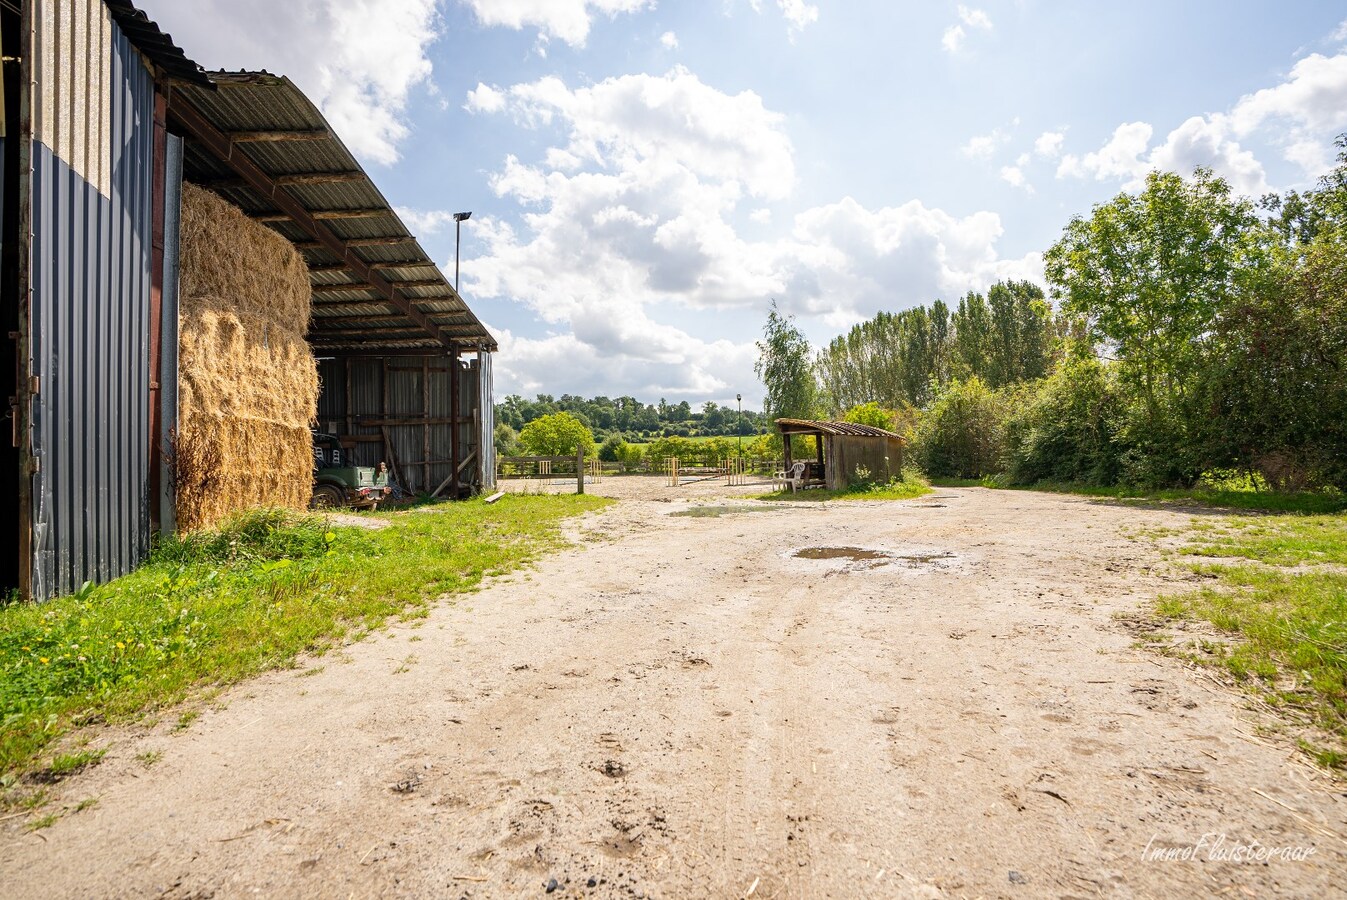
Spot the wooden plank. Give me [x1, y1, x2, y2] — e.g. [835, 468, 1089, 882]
[450, 349, 461, 498]
[228, 129, 329, 142]
[484, 491, 505, 505]
[422, 357, 430, 495]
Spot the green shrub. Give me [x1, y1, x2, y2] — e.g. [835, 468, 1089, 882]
[912, 377, 1005, 479]
[1003, 358, 1124, 485]
[598, 434, 625, 463]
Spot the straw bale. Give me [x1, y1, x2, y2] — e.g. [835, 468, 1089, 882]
[178, 183, 312, 329]
[175, 183, 318, 531]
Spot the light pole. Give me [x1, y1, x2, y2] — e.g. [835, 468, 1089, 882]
[736, 393, 743, 460]
[453, 211, 472, 292]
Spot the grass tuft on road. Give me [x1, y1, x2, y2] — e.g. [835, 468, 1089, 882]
[0, 494, 609, 783]
[1152, 513, 1347, 770]
[757, 477, 931, 503]
[930, 477, 1345, 515]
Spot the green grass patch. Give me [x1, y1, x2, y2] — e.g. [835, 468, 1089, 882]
[929, 477, 1346, 515]
[0, 494, 609, 779]
[756, 478, 931, 503]
[1152, 513, 1347, 770]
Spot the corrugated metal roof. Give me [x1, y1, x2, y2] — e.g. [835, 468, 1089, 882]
[169, 72, 496, 353]
[102, 0, 211, 86]
[775, 418, 906, 440]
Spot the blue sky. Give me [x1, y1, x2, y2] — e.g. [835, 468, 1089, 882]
[142, 1, 1347, 408]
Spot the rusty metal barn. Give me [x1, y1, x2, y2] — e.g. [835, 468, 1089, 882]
[5, 1, 496, 601]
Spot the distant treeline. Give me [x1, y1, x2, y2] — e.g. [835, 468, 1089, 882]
[816, 280, 1059, 411]
[495, 394, 768, 441]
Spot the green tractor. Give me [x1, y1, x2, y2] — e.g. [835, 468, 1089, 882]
[310, 432, 392, 511]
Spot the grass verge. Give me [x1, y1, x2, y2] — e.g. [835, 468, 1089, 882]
[1150, 512, 1347, 771]
[929, 477, 1346, 515]
[0, 494, 609, 785]
[756, 477, 931, 503]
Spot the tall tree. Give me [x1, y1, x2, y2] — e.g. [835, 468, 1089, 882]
[1044, 167, 1259, 412]
[755, 300, 820, 422]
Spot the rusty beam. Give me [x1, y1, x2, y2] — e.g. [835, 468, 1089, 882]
[313, 314, 479, 328]
[277, 171, 364, 185]
[168, 96, 453, 349]
[311, 208, 390, 221]
[257, 208, 390, 223]
[370, 260, 437, 271]
[311, 283, 375, 294]
[291, 236, 417, 251]
[384, 279, 446, 289]
[227, 129, 329, 142]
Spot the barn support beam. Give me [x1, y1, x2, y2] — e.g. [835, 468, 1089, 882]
[168, 97, 454, 351]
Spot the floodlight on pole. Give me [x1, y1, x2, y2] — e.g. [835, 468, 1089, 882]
[453, 212, 472, 292]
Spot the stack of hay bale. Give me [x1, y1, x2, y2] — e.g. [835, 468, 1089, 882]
[174, 182, 319, 531]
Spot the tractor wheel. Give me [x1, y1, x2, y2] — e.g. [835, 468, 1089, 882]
[310, 484, 345, 510]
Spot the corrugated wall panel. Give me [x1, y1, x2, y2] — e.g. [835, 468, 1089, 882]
[29, 3, 155, 599]
[315, 354, 487, 496]
[478, 351, 495, 490]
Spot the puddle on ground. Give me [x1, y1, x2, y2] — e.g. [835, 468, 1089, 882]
[794, 546, 890, 561]
[670, 505, 779, 518]
[791, 547, 959, 569]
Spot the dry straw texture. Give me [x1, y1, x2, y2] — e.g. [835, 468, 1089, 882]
[176, 183, 318, 531]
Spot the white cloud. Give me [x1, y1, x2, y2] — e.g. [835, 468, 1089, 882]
[465, 82, 506, 114]
[1057, 50, 1347, 191]
[394, 208, 462, 236]
[961, 128, 1009, 159]
[459, 0, 653, 47]
[1228, 51, 1347, 174]
[467, 67, 796, 200]
[777, 0, 820, 37]
[660, 30, 679, 49]
[999, 165, 1032, 192]
[944, 5, 991, 53]
[1058, 117, 1268, 195]
[1056, 121, 1153, 180]
[1033, 130, 1066, 159]
[942, 25, 966, 53]
[463, 69, 1038, 396]
[1230, 52, 1347, 135]
[957, 5, 993, 29]
[1331, 18, 1347, 43]
[139, 0, 439, 166]
[1148, 115, 1268, 195]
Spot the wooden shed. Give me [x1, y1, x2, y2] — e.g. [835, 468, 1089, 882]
[776, 419, 906, 491]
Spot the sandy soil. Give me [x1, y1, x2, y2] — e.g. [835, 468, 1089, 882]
[3, 480, 1344, 899]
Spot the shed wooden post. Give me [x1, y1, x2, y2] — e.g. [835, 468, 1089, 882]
[450, 349, 461, 497]
[421, 357, 430, 494]
[576, 448, 585, 494]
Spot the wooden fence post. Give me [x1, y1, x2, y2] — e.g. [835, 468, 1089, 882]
[576, 448, 585, 495]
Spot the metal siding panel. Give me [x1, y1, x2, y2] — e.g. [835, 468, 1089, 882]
[27, 13, 155, 599]
[479, 352, 495, 490]
[160, 133, 183, 536]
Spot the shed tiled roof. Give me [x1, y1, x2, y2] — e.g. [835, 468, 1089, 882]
[169, 72, 496, 354]
[775, 418, 906, 440]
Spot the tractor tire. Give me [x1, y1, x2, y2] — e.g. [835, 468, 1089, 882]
[310, 484, 345, 510]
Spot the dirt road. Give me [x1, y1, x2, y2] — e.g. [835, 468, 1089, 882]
[3, 483, 1344, 898]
